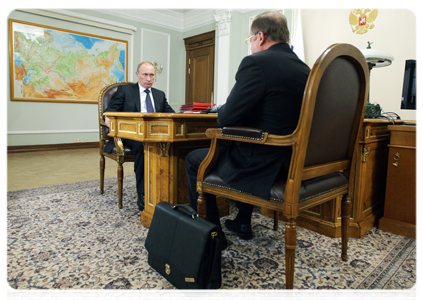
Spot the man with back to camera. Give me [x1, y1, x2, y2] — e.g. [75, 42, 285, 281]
[185, 11, 310, 248]
[104, 61, 175, 211]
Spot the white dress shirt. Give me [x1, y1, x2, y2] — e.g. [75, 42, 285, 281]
[139, 84, 156, 112]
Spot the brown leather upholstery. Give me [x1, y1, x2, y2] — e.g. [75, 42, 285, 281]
[304, 57, 362, 167]
[195, 44, 369, 289]
[98, 82, 135, 209]
[204, 171, 348, 203]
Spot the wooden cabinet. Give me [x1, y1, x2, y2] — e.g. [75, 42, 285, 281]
[263, 119, 402, 238]
[379, 125, 416, 239]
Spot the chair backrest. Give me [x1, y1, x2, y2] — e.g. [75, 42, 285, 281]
[285, 44, 369, 203]
[98, 82, 134, 142]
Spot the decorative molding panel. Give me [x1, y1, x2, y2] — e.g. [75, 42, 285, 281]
[214, 10, 233, 36]
[140, 28, 171, 97]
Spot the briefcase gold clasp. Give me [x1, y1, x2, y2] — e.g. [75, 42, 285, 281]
[165, 263, 171, 275]
[211, 232, 218, 239]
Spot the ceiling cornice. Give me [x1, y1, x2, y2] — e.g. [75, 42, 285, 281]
[97, 9, 185, 32]
[183, 9, 216, 32]
[92, 9, 256, 33]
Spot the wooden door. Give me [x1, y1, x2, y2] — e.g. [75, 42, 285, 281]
[184, 31, 215, 104]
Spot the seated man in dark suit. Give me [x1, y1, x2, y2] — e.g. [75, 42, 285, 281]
[104, 61, 175, 210]
[185, 11, 310, 246]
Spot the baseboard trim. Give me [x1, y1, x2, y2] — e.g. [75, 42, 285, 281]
[8, 142, 99, 153]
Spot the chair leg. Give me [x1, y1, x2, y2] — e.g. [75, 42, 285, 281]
[197, 192, 207, 219]
[100, 155, 105, 194]
[117, 163, 123, 209]
[341, 193, 352, 261]
[285, 219, 297, 289]
[273, 210, 279, 231]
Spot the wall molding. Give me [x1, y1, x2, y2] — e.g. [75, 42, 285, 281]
[8, 142, 98, 153]
[8, 129, 98, 135]
[17, 9, 137, 34]
[98, 9, 184, 32]
[95, 9, 256, 33]
[140, 28, 171, 97]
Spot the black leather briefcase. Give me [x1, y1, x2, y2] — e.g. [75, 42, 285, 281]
[145, 202, 222, 289]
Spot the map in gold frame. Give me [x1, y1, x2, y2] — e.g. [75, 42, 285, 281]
[9, 19, 128, 104]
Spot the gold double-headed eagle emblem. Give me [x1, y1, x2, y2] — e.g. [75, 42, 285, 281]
[349, 9, 378, 35]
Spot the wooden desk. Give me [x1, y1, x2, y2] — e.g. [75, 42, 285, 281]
[379, 125, 416, 238]
[103, 112, 228, 227]
[263, 119, 402, 238]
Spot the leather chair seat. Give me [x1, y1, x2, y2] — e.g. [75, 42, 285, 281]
[203, 171, 348, 203]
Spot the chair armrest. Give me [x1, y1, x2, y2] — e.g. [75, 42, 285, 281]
[197, 126, 299, 194]
[99, 118, 107, 126]
[206, 127, 268, 144]
[222, 126, 265, 140]
[206, 126, 297, 147]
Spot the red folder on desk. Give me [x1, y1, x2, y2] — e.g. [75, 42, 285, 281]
[180, 102, 212, 112]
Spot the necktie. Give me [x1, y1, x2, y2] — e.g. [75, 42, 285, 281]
[145, 89, 154, 112]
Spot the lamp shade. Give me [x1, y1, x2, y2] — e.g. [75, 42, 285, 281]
[360, 48, 394, 68]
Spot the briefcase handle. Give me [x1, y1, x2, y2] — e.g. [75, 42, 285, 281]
[173, 204, 199, 220]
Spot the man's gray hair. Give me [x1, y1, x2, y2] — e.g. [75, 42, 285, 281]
[251, 11, 290, 43]
[136, 61, 155, 73]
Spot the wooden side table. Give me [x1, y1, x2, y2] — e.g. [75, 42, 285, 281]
[378, 125, 416, 239]
[263, 119, 402, 238]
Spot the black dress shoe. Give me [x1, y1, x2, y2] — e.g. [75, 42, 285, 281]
[137, 195, 145, 211]
[225, 219, 253, 240]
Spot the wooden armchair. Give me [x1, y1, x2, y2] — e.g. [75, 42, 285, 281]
[98, 82, 135, 209]
[195, 44, 369, 289]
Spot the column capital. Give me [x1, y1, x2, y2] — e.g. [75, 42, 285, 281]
[214, 10, 233, 36]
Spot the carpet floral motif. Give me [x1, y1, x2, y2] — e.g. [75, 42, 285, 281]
[7, 176, 416, 290]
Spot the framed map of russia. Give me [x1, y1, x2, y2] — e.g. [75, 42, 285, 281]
[9, 19, 128, 104]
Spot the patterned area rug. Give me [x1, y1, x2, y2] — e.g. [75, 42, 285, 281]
[7, 176, 416, 290]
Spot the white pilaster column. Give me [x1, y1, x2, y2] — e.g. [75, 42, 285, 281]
[214, 10, 232, 105]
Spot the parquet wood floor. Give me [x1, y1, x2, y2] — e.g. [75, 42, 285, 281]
[7, 148, 135, 191]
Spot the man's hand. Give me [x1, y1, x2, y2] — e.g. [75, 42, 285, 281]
[104, 116, 110, 128]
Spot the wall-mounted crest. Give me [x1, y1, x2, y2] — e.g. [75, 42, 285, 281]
[349, 9, 378, 35]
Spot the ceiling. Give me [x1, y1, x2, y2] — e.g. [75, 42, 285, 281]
[95, 9, 250, 32]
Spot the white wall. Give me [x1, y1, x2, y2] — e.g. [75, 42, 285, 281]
[301, 9, 416, 121]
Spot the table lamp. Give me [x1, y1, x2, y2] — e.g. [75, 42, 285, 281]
[360, 42, 394, 117]
[361, 41, 394, 71]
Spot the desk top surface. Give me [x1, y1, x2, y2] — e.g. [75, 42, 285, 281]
[104, 112, 218, 120]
